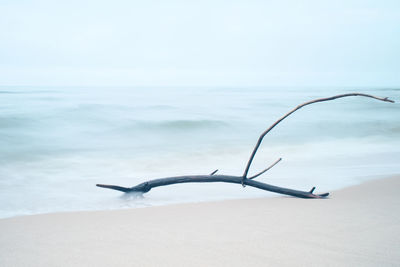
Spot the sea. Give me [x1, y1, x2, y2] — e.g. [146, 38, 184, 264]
[1, 86, 399, 218]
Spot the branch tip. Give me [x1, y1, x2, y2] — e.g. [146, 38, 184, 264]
[96, 184, 132, 193]
[383, 97, 395, 103]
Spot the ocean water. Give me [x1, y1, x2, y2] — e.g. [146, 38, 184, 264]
[0, 86, 399, 218]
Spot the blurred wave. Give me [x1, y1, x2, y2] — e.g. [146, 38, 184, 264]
[0, 86, 399, 218]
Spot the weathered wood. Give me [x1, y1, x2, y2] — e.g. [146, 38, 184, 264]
[97, 175, 328, 198]
[97, 93, 394, 199]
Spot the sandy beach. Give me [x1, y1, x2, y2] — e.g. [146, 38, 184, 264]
[2, 0, 399, 265]
[1, 175, 399, 267]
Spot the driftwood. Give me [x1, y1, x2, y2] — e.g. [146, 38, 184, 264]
[97, 93, 394, 199]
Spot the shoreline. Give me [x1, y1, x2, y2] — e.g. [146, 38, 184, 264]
[1, 175, 399, 266]
[1, 173, 397, 220]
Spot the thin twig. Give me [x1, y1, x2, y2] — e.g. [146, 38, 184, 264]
[248, 158, 282, 179]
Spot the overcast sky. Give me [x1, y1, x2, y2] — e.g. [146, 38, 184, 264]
[0, 0, 399, 86]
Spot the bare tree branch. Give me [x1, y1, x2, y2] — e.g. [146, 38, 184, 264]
[97, 93, 394, 199]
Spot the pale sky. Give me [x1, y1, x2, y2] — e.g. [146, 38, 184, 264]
[0, 0, 399, 86]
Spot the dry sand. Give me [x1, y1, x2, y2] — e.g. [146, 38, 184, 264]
[1, 175, 399, 267]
